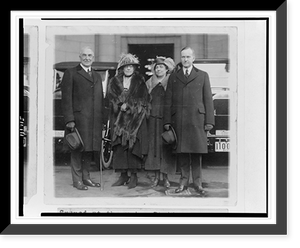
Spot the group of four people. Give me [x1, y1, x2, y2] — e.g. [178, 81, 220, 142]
[61, 46, 214, 195]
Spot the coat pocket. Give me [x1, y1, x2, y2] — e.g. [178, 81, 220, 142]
[198, 106, 206, 114]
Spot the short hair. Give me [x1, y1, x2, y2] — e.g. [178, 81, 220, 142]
[154, 63, 168, 70]
[79, 46, 94, 56]
[180, 46, 195, 56]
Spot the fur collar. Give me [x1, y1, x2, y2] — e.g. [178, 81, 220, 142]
[108, 73, 146, 100]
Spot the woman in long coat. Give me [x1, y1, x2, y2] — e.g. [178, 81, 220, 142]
[107, 53, 151, 189]
[145, 57, 176, 187]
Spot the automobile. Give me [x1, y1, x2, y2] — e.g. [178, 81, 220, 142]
[53, 61, 117, 169]
[194, 59, 230, 153]
[206, 88, 230, 153]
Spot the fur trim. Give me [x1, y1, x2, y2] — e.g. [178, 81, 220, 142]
[108, 73, 151, 148]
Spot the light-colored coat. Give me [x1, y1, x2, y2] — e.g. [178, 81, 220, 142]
[145, 74, 176, 174]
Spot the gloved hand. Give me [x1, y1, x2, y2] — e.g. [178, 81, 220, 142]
[66, 121, 75, 132]
[204, 124, 214, 131]
[164, 124, 171, 131]
[120, 103, 127, 112]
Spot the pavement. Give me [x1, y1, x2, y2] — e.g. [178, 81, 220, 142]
[54, 158, 229, 198]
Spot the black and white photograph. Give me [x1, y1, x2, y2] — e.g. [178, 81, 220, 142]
[8, 8, 288, 235]
[50, 30, 232, 200]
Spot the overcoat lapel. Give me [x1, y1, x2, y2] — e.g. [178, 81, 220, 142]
[186, 67, 198, 84]
[76, 65, 94, 83]
[91, 70, 100, 84]
[176, 69, 186, 84]
[175, 66, 199, 85]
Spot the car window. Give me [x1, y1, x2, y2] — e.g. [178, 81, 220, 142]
[194, 63, 229, 94]
[95, 70, 106, 80]
[53, 69, 110, 95]
[54, 70, 64, 92]
[214, 99, 229, 115]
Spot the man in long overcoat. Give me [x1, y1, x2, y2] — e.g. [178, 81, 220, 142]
[61, 47, 104, 190]
[163, 47, 215, 195]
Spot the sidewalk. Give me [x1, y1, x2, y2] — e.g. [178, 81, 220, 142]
[54, 165, 228, 198]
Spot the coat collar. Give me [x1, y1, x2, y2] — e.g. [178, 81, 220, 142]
[146, 74, 170, 93]
[76, 64, 95, 83]
[176, 66, 199, 85]
[109, 73, 145, 99]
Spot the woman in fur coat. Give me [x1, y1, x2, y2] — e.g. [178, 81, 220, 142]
[145, 57, 177, 188]
[107, 53, 151, 189]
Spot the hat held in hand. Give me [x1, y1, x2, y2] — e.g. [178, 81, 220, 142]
[65, 127, 84, 151]
[161, 125, 177, 149]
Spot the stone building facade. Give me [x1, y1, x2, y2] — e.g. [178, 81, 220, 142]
[54, 34, 228, 76]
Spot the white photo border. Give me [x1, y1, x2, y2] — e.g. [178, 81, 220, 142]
[12, 12, 276, 223]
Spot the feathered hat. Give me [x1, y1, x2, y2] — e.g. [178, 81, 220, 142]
[117, 53, 140, 70]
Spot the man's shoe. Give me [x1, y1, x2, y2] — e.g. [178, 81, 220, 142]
[73, 181, 88, 190]
[175, 185, 187, 193]
[194, 186, 206, 195]
[83, 179, 100, 187]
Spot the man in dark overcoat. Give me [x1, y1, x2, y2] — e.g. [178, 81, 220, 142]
[164, 47, 215, 195]
[61, 47, 104, 190]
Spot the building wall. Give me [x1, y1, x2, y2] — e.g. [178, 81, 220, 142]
[54, 34, 228, 64]
[55, 35, 95, 63]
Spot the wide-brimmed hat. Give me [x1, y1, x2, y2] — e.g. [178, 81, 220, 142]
[117, 53, 140, 70]
[161, 125, 177, 149]
[65, 127, 84, 152]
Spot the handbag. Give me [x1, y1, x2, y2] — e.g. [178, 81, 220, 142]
[65, 127, 84, 151]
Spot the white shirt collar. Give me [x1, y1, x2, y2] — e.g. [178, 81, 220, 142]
[80, 63, 91, 73]
[183, 65, 193, 74]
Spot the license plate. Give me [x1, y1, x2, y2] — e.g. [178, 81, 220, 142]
[215, 139, 230, 152]
[216, 130, 230, 136]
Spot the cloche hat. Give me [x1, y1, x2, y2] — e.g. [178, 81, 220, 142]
[154, 56, 175, 72]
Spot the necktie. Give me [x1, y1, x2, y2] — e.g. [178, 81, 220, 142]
[185, 69, 189, 78]
[88, 68, 92, 77]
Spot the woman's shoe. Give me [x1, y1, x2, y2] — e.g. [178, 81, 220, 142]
[163, 178, 171, 188]
[151, 178, 160, 187]
[162, 173, 170, 188]
[128, 173, 138, 189]
[112, 173, 130, 186]
[175, 184, 188, 193]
